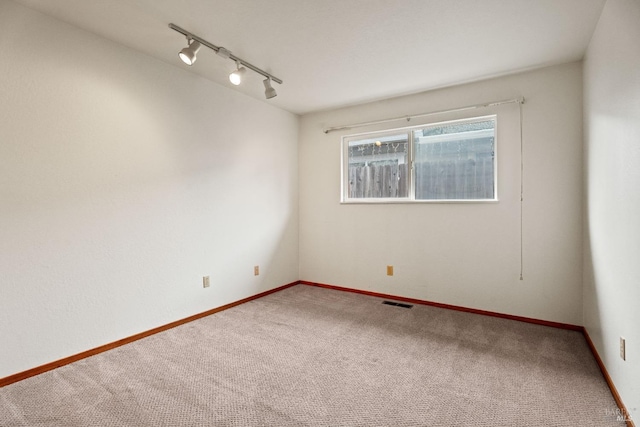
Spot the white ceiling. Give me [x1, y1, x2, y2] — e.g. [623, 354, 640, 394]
[12, 0, 606, 115]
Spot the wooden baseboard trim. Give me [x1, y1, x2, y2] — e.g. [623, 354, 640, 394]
[582, 328, 635, 427]
[302, 280, 635, 425]
[0, 281, 298, 388]
[299, 280, 583, 331]
[4, 279, 633, 427]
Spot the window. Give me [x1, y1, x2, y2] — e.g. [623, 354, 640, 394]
[342, 116, 496, 202]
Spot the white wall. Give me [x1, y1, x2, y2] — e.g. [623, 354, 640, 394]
[300, 63, 584, 325]
[583, 0, 640, 417]
[0, 0, 299, 379]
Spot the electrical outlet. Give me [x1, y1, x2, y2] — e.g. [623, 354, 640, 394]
[254, 265, 259, 276]
[387, 265, 394, 276]
[203, 276, 210, 288]
[620, 337, 626, 361]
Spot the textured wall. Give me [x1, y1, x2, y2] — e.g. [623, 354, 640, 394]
[299, 62, 584, 325]
[0, 0, 299, 378]
[583, 0, 640, 418]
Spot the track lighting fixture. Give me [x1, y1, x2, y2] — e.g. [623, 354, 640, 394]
[169, 23, 282, 99]
[178, 39, 201, 66]
[229, 62, 247, 86]
[263, 77, 277, 99]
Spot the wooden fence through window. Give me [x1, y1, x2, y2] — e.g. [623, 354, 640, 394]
[348, 158, 493, 200]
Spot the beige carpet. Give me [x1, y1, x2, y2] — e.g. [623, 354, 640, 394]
[0, 284, 621, 426]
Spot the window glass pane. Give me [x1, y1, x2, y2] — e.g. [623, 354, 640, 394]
[413, 119, 495, 200]
[347, 133, 409, 198]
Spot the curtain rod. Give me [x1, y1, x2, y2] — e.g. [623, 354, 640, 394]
[322, 96, 525, 134]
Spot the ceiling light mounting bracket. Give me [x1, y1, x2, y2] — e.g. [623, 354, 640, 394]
[216, 47, 231, 59]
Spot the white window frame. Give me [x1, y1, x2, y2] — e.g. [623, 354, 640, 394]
[341, 115, 498, 203]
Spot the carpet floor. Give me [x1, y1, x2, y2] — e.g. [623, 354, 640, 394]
[0, 284, 622, 426]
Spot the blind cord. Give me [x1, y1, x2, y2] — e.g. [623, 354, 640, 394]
[519, 100, 524, 281]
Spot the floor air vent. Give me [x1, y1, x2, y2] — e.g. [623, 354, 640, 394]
[382, 301, 413, 309]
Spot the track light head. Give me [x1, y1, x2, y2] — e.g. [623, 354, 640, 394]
[169, 24, 282, 98]
[263, 77, 277, 99]
[229, 62, 247, 85]
[178, 39, 201, 66]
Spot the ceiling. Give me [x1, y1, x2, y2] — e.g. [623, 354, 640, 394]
[12, 0, 606, 115]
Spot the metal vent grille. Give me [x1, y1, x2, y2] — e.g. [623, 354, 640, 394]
[382, 301, 413, 309]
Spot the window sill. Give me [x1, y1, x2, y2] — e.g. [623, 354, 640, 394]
[340, 198, 499, 204]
